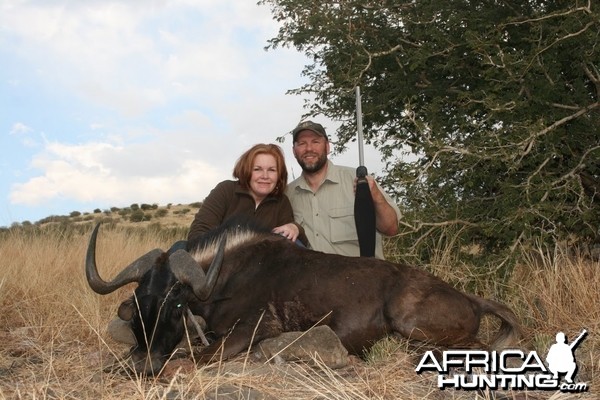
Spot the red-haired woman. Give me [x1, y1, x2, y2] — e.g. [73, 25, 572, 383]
[187, 143, 308, 246]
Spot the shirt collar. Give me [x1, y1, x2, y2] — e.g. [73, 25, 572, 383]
[295, 160, 340, 191]
[234, 181, 278, 203]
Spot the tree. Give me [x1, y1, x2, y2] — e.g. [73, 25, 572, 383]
[262, 0, 599, 265]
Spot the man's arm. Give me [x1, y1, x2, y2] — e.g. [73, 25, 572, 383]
[366, 175, 400, 236]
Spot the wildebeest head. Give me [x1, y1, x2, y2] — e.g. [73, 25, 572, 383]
[85, 223, 225, 375]
[116, 255, 193, 375]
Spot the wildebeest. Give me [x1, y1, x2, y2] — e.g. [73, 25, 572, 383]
[85, 220, 521, 375]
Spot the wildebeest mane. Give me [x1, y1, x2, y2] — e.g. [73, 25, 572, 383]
[187, 215, 275, 265]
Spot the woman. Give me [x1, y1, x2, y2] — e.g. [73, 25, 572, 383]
[187, 143, 308, 246]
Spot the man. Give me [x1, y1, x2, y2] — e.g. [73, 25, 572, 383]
[546, 331, 580, 384]
[287, 120, 401, 259]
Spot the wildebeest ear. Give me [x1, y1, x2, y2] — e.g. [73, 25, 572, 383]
[118, 297, 136, 321]
[170, 235, 226, 301]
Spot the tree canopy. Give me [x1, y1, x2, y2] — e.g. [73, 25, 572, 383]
[262, 0, 600, 265]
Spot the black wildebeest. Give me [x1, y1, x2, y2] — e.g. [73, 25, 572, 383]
[85, 220, 521, 375]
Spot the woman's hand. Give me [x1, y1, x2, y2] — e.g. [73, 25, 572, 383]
[272, 223, 300, 241]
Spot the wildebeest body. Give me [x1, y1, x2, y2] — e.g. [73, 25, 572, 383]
[86, 221, 520, 374]
[185, 234, 517, 363]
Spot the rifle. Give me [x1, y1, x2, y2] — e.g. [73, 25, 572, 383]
[354, 86, 376, 257]
[569, 329, 588, 350]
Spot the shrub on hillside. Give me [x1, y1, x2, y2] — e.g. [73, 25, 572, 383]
[130, 209, 151, 222]
[155, 208, 168, 218]
[129, 209, 144, 222]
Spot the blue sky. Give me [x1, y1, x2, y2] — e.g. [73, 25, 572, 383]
[0, 0, 383, 227]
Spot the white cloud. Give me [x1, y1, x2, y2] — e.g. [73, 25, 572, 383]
[9, 139, 223, 206]
[10, 122, 32, 135]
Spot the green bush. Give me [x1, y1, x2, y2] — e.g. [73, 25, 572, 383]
[155, 208, 169, 218]
[129, 209, 146, 222]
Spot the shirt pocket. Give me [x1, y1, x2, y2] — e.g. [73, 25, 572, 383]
[328, 206, 358, 243]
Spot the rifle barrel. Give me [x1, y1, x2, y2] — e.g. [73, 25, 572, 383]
[355, 86, 365, 167]
[569, 329, 588, 349]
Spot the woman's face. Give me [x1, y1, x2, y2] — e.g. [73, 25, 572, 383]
[249, 153, 278, 203]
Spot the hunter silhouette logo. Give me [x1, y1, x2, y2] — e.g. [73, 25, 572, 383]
[415, 329, 589, 393]
[546, 329, 587, 384]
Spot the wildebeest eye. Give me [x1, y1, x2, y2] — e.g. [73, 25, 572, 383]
[170, 303, 185, 319]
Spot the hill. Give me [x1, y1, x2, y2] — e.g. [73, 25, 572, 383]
[6, 202, 199, 230]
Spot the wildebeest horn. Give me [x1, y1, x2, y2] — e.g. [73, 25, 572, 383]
[169, 234, 227, 301]
[85, 223, 163, 295]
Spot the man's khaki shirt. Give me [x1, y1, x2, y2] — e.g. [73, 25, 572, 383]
[287, 161, 401, 259]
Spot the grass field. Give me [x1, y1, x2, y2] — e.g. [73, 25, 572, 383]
[0, 219, 597, 399]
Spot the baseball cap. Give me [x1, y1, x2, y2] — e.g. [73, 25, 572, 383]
[292, 120, 328, 142]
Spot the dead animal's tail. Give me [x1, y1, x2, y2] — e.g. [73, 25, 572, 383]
[470, 295, 522, 351]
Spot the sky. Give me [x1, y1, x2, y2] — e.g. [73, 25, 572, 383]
[0, 0, 384, 227]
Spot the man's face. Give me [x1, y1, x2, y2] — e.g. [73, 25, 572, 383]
[293, 130, 329, 173]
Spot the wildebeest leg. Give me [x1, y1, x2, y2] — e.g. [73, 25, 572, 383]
[386, 287, 482, 347]
[194, 311, 284, 364]
[193, 326, 263, 364]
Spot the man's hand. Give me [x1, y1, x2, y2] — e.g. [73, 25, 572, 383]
[353, 175, 399, 236]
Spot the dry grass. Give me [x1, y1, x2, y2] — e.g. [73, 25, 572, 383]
[0, 224, 597, 399]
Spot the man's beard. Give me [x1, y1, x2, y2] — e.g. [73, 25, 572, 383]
[297, 153, 327, 173]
